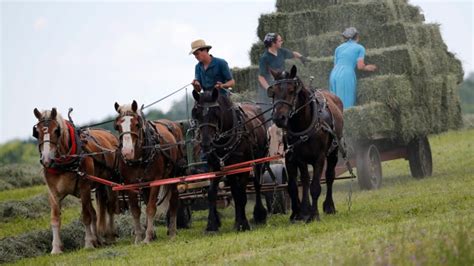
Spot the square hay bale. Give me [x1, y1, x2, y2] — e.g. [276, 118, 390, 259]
[442, 75, 463, 129]
[250, 41, 265, 66]
[343, 102, 397, 141]
[232, 66, 259, 93]
[397, 105, 431, 142]
[258, 1, 423, 42]
[357, 74, 414, 107]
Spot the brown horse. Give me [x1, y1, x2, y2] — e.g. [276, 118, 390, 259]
[268, 65, 344, 223]
[192, 88, 268, 232]
[32, 108, 119, 254]
[114, 100, 184, 244]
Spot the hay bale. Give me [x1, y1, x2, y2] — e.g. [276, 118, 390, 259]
[232, 66, 259, 93]
[343, 102, 396, 140]
[258, 1, 423, 41]
[357, 74, 414, 107]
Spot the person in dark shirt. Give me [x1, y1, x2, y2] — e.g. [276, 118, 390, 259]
[258, 33, 307, 120]
[190, 39, 235, 95]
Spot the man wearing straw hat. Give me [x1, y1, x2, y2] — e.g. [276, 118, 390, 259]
[190, 39, 235, 95]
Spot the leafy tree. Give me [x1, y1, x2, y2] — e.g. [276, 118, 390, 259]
[459, 72, 474, 114]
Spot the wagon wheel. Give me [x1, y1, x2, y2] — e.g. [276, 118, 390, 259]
[408, 136, 432, 178]
[167, 200, 192, 229]
[263, 164, 289, 214]
[356, 144, 382, 190]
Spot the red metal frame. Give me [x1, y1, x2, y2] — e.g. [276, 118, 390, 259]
[83, 154, 284, 192]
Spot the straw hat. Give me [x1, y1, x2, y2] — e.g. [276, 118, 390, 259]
[189, 39, 212, 55]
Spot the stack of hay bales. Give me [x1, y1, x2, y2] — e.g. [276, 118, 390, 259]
[233, 0, 463, 143]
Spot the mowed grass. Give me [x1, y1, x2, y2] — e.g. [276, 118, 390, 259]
[0, 185, 46, 202]
[11, 129, 474, 265]
[0, 206, 81, 239]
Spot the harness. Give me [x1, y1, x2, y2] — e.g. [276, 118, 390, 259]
[197, 101, 261, 168]
[269, 78, 338, 155]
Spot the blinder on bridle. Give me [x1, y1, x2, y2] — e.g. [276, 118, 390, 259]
[267, 78, 302, 99]
[32, 119, 61, 139]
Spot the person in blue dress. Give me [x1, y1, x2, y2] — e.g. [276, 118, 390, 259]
[329, 27, 377, 109]
[190, 39, 235, 95]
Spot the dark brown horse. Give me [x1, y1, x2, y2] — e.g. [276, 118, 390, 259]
[268, 65, 344, 222]
[32, 108, 119, 254]
[114, 100, 184, 243]
[192, 88, 268, 231]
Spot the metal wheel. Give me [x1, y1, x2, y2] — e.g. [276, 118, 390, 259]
[408, 136, 433, 178]
[356, 144, 382, 190]
[262, 164, 288, 214]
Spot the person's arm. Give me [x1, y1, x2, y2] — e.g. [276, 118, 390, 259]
[215, 79, 235, 89]
[356, 46, 377, 72]
[258, 75, 270, 90]
[192, 65, 202, 91]
[215, 59, 234, 90]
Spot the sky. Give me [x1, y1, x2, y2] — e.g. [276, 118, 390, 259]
[1, 0, 473, 144]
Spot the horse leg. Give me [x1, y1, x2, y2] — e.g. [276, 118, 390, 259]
[128, 191, 144, 244]
[48, 192, 63, 254]
[206, 178, 221, 232]
[105, 187, 118, 244]
[80, 183, 97, 249]
[309, 157, 325, 222]
[286, 162, 301, 222]
[299, 162, 311, 221]
[323, 148, 338, 214]
[229, 175, 250, 231]
[252, 164, 267, 224]
[95, 185, 107, 244]
[167, 186, 179, 239]
[143, 185, 160, 243]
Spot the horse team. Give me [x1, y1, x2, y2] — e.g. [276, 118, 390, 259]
[32, 66, 343, 254]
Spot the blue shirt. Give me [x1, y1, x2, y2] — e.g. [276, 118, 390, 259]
[258, 48, 294, 84]
[195, 56, 233, 94]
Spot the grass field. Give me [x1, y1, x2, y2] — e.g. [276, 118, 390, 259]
[6, 129, 474, 265]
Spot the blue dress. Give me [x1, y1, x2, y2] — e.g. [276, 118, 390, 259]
[329, 40, 366, 109]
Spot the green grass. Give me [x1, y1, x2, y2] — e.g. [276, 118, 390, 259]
[0, 185, 46, 203]
[0, 206, 81, 239]
[9, 129, 474, 265]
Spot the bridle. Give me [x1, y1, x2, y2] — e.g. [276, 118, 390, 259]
[267, 77, 310, 118]
[33, 118, 61, 151]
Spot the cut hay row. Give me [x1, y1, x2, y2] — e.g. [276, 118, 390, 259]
[0, 193, 78, 222]
[0, 164, 43, 192]
[257, 1, 423, 41]
[0, 212, 157, 264]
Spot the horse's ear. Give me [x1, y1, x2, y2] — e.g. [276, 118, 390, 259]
[132, 100, 138, 112]
[270, 68, 279, 79]
[290, 65, 297, 79]
[33, 108, 42, 119]
[212, 88, 219, 101]
[114, 102, 120, 113]
[192, 90, 200, 102]
[51, 108, 57, 119]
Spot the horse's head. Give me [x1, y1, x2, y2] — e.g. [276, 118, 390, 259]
[114, 100, 145, 160]
[268, 65, 304, 128]
[32, 108, 67, 167]
[191, 88, 225, 153]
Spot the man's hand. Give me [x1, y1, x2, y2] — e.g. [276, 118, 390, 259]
[215, 81, 225, 89]
[192, 80, 202, 92]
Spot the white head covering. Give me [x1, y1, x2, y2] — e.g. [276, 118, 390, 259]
[342, 27, 358, 39]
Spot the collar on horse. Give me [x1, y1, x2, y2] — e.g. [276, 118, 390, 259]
[270, 78, 335, 152]
[45, 121, 83, 174]
[199, 103, 246, 167]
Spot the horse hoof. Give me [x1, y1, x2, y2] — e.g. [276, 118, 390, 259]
[204, 229, 219, 235]
[323, 201, 336, 214]
[50, 248, 63, 255]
